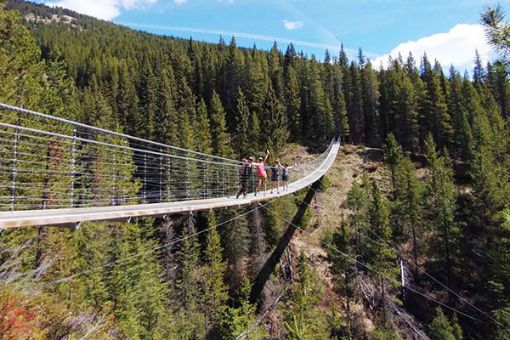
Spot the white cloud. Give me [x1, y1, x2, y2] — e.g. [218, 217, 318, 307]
[283, 19, 303, 30]
[374, 24, 492, 71]
[174, 0, 187, 5]
[45, 0, 158, 21]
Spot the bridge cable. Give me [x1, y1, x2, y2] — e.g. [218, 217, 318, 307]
[43, 203, 269, 286]
[258, 202, 485, 325]
[304, 185, 506, 330]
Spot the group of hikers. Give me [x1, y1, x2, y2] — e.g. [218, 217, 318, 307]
[236, 149, 291, 199]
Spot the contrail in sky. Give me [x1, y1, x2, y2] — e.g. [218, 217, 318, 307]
[117, 21, 366, 56]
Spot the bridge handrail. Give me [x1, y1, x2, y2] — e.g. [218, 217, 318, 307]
[0, 102, 240, 164]
[0, 103, 339, 214]
[0, 139, 340, 228]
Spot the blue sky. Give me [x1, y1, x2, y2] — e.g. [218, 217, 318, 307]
[37, 0, 509, 70]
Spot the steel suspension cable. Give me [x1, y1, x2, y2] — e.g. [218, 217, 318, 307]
[42, 203, 268, 286]
[304, 185, 506, 329]
[258, 202, 486, 326]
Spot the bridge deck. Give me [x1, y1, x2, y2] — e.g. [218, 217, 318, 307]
[0, 142, 340, 229]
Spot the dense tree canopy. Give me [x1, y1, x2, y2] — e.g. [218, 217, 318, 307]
[0, 0, 510, 338]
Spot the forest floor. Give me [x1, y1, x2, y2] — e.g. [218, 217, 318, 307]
[291, 144, 390, 289]
[292, 145, 391, 334]
[263, 144, 392, 336]
[284, 144, 430, 339]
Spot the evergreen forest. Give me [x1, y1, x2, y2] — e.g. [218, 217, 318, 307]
[0, 0, 509, 338]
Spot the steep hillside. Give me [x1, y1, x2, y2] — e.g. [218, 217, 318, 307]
[0, 1, 509, 338]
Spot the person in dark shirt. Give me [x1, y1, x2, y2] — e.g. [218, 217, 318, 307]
[236, 158, 251, 198]
[270, 159, 281, 194]
[246, 156, 254, 193]
[281, 163, 290, 191]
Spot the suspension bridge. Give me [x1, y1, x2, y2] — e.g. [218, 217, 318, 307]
[0, 103, 340, 229]
[1, 103, 504, 331]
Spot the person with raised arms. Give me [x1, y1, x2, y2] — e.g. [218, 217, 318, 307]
[253, 149, 269, 196]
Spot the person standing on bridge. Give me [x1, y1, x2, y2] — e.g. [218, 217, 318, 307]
[270, 159, 281, 194]
[246, 156, 254, 193]
[281, 162, 290, 191]
[254, 149, 269, 196]
[236, 158, 250, 198]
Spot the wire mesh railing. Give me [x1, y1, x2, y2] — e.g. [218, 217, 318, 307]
[0, 103, 335, 211]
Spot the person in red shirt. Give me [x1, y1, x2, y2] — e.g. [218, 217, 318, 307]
[253, 149, 269, 196]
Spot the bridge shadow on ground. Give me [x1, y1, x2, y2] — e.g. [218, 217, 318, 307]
[249, 178, 323, 305]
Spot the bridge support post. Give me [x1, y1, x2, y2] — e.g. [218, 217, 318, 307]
[111, 152, 116, 205]
[159, 150, 163, 202]
[166, 157, 171, 201]
[143, 154, 147, 202]
[249, 177, 322, 305]
[70, 129, 76, 208]
[10, 131, 19, 212]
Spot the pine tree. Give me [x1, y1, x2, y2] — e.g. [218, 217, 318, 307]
[366, 182, 396, 323]
[202, 211, 228, 327]
[210, 91, 234, 158]
[360, 60, 380, 146]
[426, 147, 459, 300]
[155, 66, 179, 146]
[117, 62, 139, 136]
[75, 223, 110, 310]
[284, 64, 302, 140]
[222, 37, 245, 127]
[347, 61, 364, 144]
[173, 214, 207, 337]
[451, 314, 463, 340]
[176, 76, 196, 149]
[491, 61, 510, 118]
[233, 88, 251, 156]
[336, 90, 350, 143]
[428, 308, 462, 340]
[405, 52, 420, 82]
[383, 133, 402, 190]
[473, 50, 485, 90]
[393, 155, 423, 276]
[245, 50, 268, 121]
[396, 74, 420, 152]
[307, 58, 334, 143]
[195, 98, 213, 153]
[284, 253, 329, 339]
[447, 67, 472, 159]
[419, 55, 452, 148]
[222, 209, 250, 293]
[263, 85, 289, 156]
[481, 5, 510, 58]
[218, 278, 267, 339]
[133, 236, 173, 338]
[424, 133, 438, 167]
[175, 214, 201, 309]
[268, 42, 284, 98]
[346, 182, 369, 252]
[329, 223, 356, 336]
[108, 223, 174, 338]
[323, 44, 347, 142]
[138, 54, 157, 139]
[109, 227, 143, 338]
[248, 104, 261, 155]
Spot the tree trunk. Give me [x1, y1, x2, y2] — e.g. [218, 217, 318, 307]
[444, 226, 453, 304]
[381, 276, 386, 325]
[412, 225, 419, 279]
